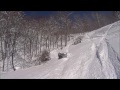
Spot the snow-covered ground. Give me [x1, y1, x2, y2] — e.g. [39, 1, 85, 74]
[1, 21, 120, 79]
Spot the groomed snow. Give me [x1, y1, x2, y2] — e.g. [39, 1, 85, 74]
[1, 21, 120, 79]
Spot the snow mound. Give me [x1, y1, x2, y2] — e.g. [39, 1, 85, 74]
[1, 21, 120, 79]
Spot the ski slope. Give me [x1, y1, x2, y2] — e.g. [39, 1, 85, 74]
[1, 21, 120, 79]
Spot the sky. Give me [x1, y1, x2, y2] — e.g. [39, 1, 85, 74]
[24, 11, 112, 17]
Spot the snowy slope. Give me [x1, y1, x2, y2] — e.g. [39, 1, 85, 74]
[1, 21, 120, 79]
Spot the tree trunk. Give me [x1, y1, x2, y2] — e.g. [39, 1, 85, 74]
[1, 38, 5, 72]
[36, 35, 38, 55]
[65, 34, 67, 46]
[29, 38, 32, 60]
[11, 52, 16, 71]
[52, 37, 55, 49]
[39, 32, 43, 53]
[61, 35, 63, 49]
[47, 36, 49, 50]
[46, 36, 48, 49]
[11, 38, 16, 71]
[50, 36, 52, 50]
[1, 39, 4, 71]
[56, 36, 59, 48]
[24, 41, 26, 60]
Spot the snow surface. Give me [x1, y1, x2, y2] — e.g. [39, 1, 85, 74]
[1, 21, 120, 79]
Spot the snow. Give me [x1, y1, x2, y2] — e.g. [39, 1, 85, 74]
[1, 21, 120, 79]
[15, 67, 20, 70]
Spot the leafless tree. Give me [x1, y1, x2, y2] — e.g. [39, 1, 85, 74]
[0, 11, 24, 71]
[113, 11, 120, 20]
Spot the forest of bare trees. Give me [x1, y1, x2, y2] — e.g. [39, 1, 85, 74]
[0, 11, 119, 72]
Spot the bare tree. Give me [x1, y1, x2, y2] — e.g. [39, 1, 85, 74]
[0, 11, 24, 71]
[55, 11, 73, 48]
[113, 11, 120, 20]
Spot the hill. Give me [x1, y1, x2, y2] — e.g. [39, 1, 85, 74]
[1, 20, 120, 79]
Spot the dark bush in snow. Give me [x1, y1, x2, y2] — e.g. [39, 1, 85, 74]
[40, 49, 51, 63]
[73, 36, 82, 45]
[58, 53, 67, 59]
